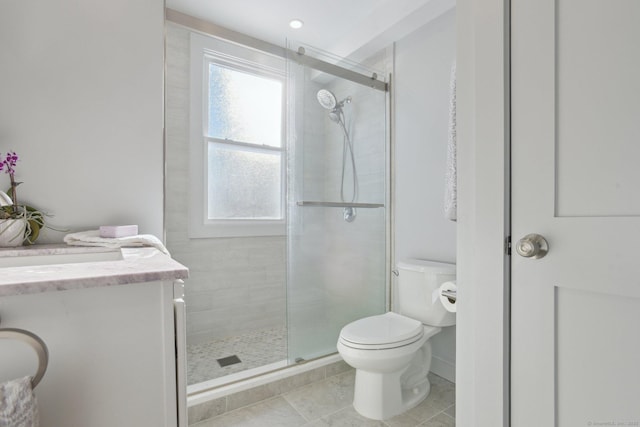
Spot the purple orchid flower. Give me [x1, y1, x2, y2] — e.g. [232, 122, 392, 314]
[1, 151, 20, 209]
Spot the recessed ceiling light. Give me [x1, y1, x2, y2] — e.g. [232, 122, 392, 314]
[289, 19, 304, 29]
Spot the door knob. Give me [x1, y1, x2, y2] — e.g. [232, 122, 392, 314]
[516, 234, 549, 259]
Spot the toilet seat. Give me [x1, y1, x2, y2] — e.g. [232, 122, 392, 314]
[339, 312, 425, 350]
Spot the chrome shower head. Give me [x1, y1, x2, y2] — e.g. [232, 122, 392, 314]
[317, 89, 337, 110]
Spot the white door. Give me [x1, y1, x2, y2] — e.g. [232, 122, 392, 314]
[511, 0, 640, 425]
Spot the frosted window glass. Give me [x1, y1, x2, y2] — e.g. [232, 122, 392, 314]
[208, 63, 282, 147]
[208, 143, 282, 219]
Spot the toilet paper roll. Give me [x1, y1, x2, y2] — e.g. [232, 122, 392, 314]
[438, 281, 457, 313]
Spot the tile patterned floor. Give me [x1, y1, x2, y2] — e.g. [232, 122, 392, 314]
[192, 370, 455, 427]
[187, 327, 287, 385]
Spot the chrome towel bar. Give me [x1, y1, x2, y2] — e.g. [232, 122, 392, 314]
[0, 328, 49, 389]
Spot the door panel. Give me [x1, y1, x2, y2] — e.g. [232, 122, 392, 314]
[511, 0, 640, 425]
[555, 0, 640, 217]
[556, 288, 640, 426]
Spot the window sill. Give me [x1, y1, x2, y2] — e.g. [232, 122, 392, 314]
[188, 220, 286, 238]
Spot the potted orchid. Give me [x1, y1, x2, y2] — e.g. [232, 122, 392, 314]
[0, 151, 48, 246]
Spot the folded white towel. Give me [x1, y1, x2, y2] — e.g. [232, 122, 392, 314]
[444, 61, 457, 222]
[63, 230, 170, 255]
[0, 376, 39, 427]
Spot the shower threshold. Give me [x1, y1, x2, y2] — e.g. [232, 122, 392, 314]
[187, 353, 343, 405]
[187, 359, 288, 396]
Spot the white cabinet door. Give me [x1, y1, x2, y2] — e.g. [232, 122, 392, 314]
[511, 0, 640, 425]
[0, 282, 178, 427]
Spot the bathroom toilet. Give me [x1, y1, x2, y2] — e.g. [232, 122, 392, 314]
[337, 259, 455, 420]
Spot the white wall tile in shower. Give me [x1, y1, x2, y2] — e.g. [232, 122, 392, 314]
[165, 24, 287, 345]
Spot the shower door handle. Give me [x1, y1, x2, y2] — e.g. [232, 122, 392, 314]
[296, 201, 384, 208]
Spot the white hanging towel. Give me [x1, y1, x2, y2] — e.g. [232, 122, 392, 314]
[444, 62, 457, 221]
[0, 376, 39, 427]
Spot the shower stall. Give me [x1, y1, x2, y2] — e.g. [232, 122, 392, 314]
[164, 21, 390, 392]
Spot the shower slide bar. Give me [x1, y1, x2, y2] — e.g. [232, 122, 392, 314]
[297, 201, 384, 208]
[290, 47, 387, 91]
[165, 8, 388, 92]
[0, 327, 49, 388]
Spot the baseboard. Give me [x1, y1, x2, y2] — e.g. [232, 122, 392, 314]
[430, 355, 455, 383]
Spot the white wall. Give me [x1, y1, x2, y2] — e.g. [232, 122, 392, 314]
[0, 0, 164, 242]
[394, 8, 457, 381]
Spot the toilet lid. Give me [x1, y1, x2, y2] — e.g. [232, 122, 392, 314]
[339, 312, 423, 347]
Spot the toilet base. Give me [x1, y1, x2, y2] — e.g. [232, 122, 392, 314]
[350, 341, 433, 420]
[353, 369, 431, 420]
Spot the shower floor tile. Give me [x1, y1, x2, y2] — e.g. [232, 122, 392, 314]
[187, 326, 287, 385]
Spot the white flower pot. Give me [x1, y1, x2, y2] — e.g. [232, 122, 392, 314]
[0, 219, 26, 247]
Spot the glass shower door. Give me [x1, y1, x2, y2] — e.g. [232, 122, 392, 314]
[287, 44, 389, 362]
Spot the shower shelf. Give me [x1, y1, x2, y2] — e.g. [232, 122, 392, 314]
[296, 201, 384, 208]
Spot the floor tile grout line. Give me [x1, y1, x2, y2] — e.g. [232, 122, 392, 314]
[281, 392, 315, 424]
[192, 364, 354, 424]
[209, 394, 286, 423]
[441, 411, 455, 420]
[418, 405, 456, 426]
[301, 400, 357, 424]
[280, 382, 354, 423]
[281, 370, 356, 424]
[442, 403, 455, 418]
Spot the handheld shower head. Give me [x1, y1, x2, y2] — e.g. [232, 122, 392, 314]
[317, 89, 337, 110]
[318, 89, 352, 125]
[317, 89, 358, 221]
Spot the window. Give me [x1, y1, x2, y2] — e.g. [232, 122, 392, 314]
[189, 34, 286, 238]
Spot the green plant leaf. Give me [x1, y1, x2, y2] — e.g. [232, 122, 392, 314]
[26, 220, 40, 245]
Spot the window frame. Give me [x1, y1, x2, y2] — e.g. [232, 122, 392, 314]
[189, 33, 286, 238]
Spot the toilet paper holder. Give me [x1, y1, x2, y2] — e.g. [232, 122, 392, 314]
[441, 289, 457, 303]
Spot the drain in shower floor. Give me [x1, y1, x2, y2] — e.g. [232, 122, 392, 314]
[217, 355, 242, 367]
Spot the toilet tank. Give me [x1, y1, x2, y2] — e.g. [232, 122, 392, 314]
[395, 259, 456, 327]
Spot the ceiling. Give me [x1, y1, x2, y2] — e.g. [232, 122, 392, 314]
[166, 0, 455, 62]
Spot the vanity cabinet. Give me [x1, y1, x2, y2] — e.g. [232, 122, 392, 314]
[0, 247, 188, 427]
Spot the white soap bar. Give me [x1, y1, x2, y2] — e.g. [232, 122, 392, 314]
[99, 225, 138, 238]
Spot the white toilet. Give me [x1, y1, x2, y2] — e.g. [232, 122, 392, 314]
[337, 259, 456, 420]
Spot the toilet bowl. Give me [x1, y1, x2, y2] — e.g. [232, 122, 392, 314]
[337, 312, 441, 420]
[336, 259, 456, 420]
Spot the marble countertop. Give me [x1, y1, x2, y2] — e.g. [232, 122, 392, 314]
[0, 244, 189, 297]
